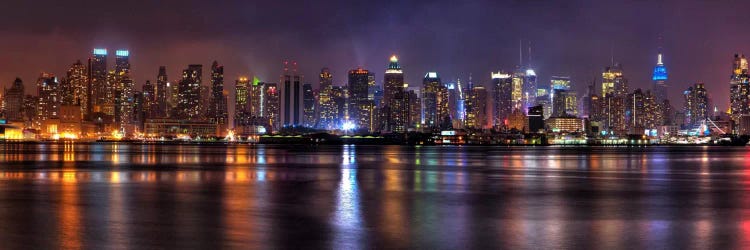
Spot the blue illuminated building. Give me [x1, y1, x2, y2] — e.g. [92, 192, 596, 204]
[652, 54, 668, 81]
[652, 53, 669, 102]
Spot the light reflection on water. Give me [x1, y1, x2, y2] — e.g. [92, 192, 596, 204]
[1, 144, 750, 248]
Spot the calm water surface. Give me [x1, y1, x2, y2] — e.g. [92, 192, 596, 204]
[0, 143, 749, 249]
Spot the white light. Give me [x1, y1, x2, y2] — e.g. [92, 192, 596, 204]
[342, 121, 356, 131]
[526, 69, 536, 76]
[426, 72, 438, 78]
[491, 72, 511, 79]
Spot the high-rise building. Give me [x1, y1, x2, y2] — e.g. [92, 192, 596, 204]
[156, 66, 168, 117]
[528, 105, 545, 133]
[626, 89, 660, 133]
[684, 83, 709, 128]
[88, 48, 108, 116]
[523, 69, 537, 112]
[142, 80, 155, 118]
[263, 82, 280, 131]
[602, 64, 627, 97]
[491, 72, 513, 128]
[466, 86, 487, 129]
[280, 61, 303, 128]
[249, 78, 264, 118]
[552, 89, 577, 117]
[113, 50, 134, 130]
[652, 53, 668, 102]
[423, 72, 442, 129]
[177, 64, 203, 120]
[207, 61, 228, 125]
[36, 73, 60, 124]
[407, 89, 421, 130]
[347, 67, 374, 132]
[3, 78, 25, 122]
[302, 83, 315, 127]
[317, 68, 337, 130]
[234, 77, 250, 127]
[730, 54, 750, 125]
[62, 60, 88, 116]
[382, 55, 409, 132]
[551, 76, 571, 91]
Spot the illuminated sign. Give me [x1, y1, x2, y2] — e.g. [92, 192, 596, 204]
[116, 50, 129, 57]
[441, 130, 456, 136]
[426, 72, 438, 78]
[93, 48, 107, 55]
[491, 72, 511, 79]
[253, 76, 261, 86]
[526, 69, 536, 76]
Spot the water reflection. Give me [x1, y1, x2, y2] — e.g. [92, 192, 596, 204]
[1, 145, 750, 248]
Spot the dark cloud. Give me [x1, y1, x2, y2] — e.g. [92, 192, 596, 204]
[2, 0, 750, 111]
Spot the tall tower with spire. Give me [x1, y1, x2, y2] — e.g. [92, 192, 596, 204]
[652, 52, 668, 102]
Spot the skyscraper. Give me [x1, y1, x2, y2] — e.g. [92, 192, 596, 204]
[36, 73, 60, 123]
[684, 83, 709, 128]
[382, 55, 408, 132]
[234, 77, 250, 128]
[652, 53, 668, 102]
[156, 66, 168, 117]
[88, 48, 107, 116]
[280, 61, 303, 128]
[466, 86, 487, 129]
[208, 61, 228, 125]
[114, 50, 134, 130]
[491, 72, 513, 128]
[317, 68, 337, 129]
[62, 60, 87, 116]
[263, 82, 280, 131]
[303, 83, 315, 127]
[142, 80, 155, 118]
[348, 67, 373, 132]
[729, 54, 749, 125]
[177, 64, 203, 120]
[423, 72, 442, 129]
[3, 78, 25, 122]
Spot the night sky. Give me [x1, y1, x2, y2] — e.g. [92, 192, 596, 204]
[2, 0, 750, 111]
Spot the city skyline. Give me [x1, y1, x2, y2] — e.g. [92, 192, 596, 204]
[2, 0, 750, 112]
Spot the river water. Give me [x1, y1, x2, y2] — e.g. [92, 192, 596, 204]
[0, 143, 748, 249]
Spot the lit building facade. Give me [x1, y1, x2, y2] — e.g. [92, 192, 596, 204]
[730, 54, 750, 125]
[491, 72, 513, 128]
[3, 78, 24, 122]
[177, 64, 203, 120]
[684, 83, 709, 128]
[207, 61, 228, 125]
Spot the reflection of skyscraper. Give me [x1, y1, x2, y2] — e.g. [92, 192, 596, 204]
[177, 64, 203, 120]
